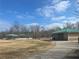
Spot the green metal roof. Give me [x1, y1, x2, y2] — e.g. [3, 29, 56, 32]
[53, 29, 79, 33]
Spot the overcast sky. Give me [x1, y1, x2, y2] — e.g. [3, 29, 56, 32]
[0, 0, 79, 31]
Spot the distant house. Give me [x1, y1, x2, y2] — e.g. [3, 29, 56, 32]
[52, 29, 79, 41]
[5, 34, 18, 39]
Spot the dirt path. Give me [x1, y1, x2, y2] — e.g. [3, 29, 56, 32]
[28, 41, 79, 59]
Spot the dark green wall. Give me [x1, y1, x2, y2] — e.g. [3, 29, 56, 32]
[52, 33, 68, 41]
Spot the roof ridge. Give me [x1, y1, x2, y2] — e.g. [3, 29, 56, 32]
[53, 29, 79, 33]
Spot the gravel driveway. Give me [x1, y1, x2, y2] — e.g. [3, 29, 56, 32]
[28, 41, 79, 59]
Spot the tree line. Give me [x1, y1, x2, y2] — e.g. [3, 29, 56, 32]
[0, 21, 79, 40]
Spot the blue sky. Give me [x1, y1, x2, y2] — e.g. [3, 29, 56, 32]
[0, 0, 79, 31]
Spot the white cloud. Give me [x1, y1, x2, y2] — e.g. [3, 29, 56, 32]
[37, 6, 54, 17]
[63, 16, 79, 24]
[26, 22, 63, 30]
[51, 0, 61, 4]
[26, 23, 39, 27]
[16, 14, 35, 20]
[54, 0, 70, 12]
[77, 0, 79, 3]
[45, 23, 63, 30]
[37, 0, 70, 18]
[16, 15, 25, 19]
[0, 20, 11, 31]
[21, 16, 79, 30]
[52, 16, 66, 20]
[29, 23, 39, 26]
[46, 16, 79, 30]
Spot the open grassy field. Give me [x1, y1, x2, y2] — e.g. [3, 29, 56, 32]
[0, 40, 53, 59]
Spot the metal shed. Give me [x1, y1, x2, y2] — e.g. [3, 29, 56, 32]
[52, 29, 79, 41]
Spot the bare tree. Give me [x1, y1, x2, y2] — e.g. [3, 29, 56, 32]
[9, 22, 31, 37]
[63, 22, 75, 29]
[9, 21, 21, 34]
[20, 25, 30, 38]
[75, 22, 79, 29]
[30, 25, 41, 39]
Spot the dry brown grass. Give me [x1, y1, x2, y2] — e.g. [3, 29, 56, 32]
[0, 40, 53, 59]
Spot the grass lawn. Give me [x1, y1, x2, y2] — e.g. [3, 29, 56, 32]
[0, 40, 53, 59]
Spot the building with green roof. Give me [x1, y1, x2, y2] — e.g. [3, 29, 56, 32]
[52, 29, 79, 41]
